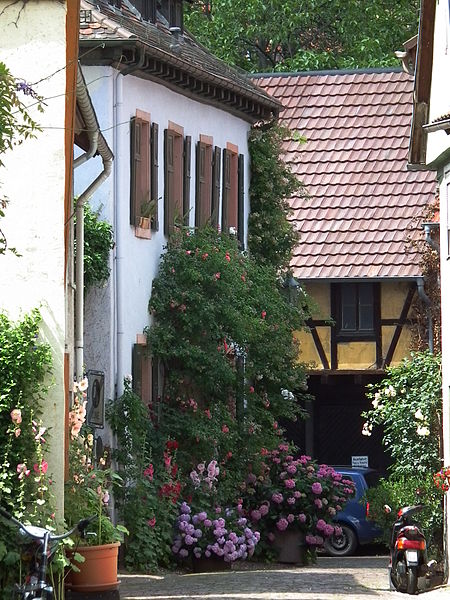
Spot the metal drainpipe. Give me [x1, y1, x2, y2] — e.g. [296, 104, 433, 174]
[74, 69, 114, 381]
[113, 50, 145, 398]
[416, 277, 433, 352]
[424, 223, 440, 253]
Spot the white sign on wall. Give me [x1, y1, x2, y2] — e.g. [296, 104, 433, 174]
[351, 455, 369, 468]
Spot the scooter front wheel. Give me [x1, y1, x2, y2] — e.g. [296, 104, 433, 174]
[406, 566, 418, 595]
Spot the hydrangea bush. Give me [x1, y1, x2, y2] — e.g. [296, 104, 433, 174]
[241, 443, 355, 555]
[172, 502, 260, 563]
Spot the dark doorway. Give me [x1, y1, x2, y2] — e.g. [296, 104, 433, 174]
[284, 373, 391, 477]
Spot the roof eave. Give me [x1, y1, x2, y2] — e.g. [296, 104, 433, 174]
[79, 37, 281, 122]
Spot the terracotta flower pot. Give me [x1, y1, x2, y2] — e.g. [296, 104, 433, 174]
[66, 542, 120, 592]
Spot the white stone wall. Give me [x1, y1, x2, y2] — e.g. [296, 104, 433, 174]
[0, 0, 68, 514]
[75, 65, 252, 407]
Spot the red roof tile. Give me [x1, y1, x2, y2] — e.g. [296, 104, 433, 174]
[254, 69, 437, 280]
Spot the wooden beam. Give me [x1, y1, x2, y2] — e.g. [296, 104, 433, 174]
[382, 284, 416, 368]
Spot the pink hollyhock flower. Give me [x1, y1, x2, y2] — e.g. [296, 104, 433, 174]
[215, 272, 221, 279]
[222, 424, 229, 433]
[144, 464, 154, 480]
[202, 253, 208, 260]
[10, 409, 22, 424]
[276, 518, 288, 531]
[249, 385, 255, 393]
[15, 428, 21, 438]
[261, 311, 267, 319]
[147, 517, 156, 527]
[204, 409, 212, 419]
[225, 253, 231, 262]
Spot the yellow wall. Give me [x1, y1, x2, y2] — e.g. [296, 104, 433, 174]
[298, 280, 415, 371]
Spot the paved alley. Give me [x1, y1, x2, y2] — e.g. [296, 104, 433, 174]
[118, 556, 448, 600]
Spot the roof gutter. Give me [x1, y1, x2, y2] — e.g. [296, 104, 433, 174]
[74, 67, 114, 382]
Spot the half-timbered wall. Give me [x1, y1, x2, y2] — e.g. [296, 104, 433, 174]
[296, 280, 417, 371]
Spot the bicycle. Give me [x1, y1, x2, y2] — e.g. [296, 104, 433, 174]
[0, 506, 94, 599]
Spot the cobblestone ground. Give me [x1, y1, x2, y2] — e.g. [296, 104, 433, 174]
[118, 556, 448, 600]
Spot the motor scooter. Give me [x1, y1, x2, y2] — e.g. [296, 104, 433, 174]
[385, 504, 436, 595]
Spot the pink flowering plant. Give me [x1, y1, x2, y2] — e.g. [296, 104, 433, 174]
[240, 443, 355, 556]
[64, 378, 127, 546]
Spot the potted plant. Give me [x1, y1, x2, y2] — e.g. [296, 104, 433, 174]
[138, 199, 156, 229]
[65, 379, 128, 593]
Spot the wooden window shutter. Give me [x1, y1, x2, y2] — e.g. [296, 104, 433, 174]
[130, 117, 140, 226]
[222, 148, 231, 233]
[237, 153, 244, 247]
[183, 135, 191, 225]
[130, 114, 150, 227]
[132, 343, 151, 403]
[211, 146, 221, 228]
[150, 122, 159, 230]
[195, 142, 206, 227]
[164, 129, 175, 235]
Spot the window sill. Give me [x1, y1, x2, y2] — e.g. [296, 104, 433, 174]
[135, 226, 152, 240]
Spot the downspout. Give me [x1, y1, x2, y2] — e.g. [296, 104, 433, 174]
[114, 49, 145, 399]
[416, 277, 433, 352]
[74, 68, 114, 381]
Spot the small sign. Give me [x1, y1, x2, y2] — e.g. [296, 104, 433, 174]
[351, 455, 369, 468]
[86, 370, 105, 428]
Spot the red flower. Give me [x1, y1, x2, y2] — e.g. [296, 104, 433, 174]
[204, 409, 212, 419]
[260, 447, 269, 456]
[214, 272, 221, 279]
[241, 274, 246, 282]
[171, 464, 178, 478]
[147, 517, 156, 528]
[222, 424, 229, 433]
[249, 385, 255, 393]
[143, 464, 154, 481]
[166, 440, 179, 451]
[225, 253, 231, 262]
[261, 311, 267, 319]
[202, 253, 209, 260]
[226, 451, 233, 460]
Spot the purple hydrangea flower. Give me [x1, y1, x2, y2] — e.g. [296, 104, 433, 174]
[311, 482, 322, 495]
[276, 518, 288, 531]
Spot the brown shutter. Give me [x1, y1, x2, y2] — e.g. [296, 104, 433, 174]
[222, 148, 231, 233]
[130, 117, 140, 226]
[132, 344, 151, 403]
[195, 142, 206, 227]
[211, 146, 221, 228]
[150, 122, 159, 231]
[164, 129, 175, 235]
[183, 135, 191, 225]
[237, 153, 244, 247]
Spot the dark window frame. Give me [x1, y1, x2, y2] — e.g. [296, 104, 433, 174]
[333, 282, 377, 341]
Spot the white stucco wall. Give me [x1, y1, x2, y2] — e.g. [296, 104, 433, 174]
[426, 0, 450, 166]
[0, 1, 68, 514]
[75, 65, 252, 410]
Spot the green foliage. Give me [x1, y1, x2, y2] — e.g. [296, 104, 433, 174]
[364, 475, 443, 559]
[0, 309, 54, 597]
[75, 202, 114, 291]
[147, 227, 310, 507]
[185, 0, 419, 73]
[362, 351, 442, 478]
[248, 123, 303, 271]
[106, 379, 180, 571]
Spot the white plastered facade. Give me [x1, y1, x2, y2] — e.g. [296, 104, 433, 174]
[0, 0, 68, 515]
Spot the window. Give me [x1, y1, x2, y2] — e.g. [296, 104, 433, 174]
[131, 0, 157, 22]
[164, 122, 184, 235]
[195, 136, 213, 227]
[159, 0, 183, 29]
[336, 283, 375, 336]
[130, 111, 159, 233]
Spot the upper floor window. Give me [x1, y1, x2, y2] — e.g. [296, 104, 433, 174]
[336, 283, 374, 335]
[159, 0, 183, 30]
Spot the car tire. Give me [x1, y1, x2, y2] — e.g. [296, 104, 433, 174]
[324, 524, 358, 557]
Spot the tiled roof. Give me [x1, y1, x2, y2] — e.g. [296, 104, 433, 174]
[254, 69, 437, 280]
[79, 0, 280, 122]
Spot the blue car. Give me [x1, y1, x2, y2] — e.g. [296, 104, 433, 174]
[323, 467, 382, 556]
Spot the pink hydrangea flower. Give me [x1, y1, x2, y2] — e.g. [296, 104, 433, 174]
[276, 518, 288, 531]
[311, 482, 322, 494]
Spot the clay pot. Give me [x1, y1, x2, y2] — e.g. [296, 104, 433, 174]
[66, 542, 120, 592]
